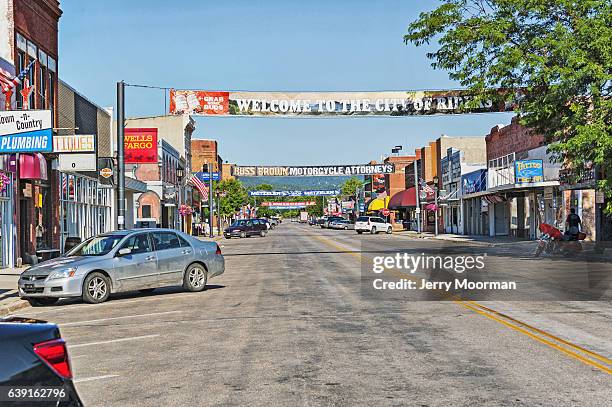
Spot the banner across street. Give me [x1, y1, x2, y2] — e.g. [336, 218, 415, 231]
[248, 190, 340, 197]
[233, 164, 395, 177]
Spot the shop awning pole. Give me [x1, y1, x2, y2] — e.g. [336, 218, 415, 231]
[414, 160, 421, 233]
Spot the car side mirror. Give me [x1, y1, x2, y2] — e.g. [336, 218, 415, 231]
[117, 248, 132, 257]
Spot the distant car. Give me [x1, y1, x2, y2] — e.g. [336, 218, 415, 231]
[224, 219, 268, 238]
[18, 229, 225, 305]
[323, 216, 344, 228]
[330, 219, 355, 230]
[254, 218, 272, 230]
[267, 218, 278, 228]
[0, 317, 83, 406]
[355, 216, 393, 234]
[316, 217, 326, 226]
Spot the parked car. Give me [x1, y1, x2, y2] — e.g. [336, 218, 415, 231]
[267, 218, 278, 228]
[316, 217, 326, 226]
[323, 216, 344, 228]
[0, 317, 83, 406]
[354, 216, 393, 234]
[224, 219, 268, 238]
[254, 218, 272, 230]
[329, 219, 355, 230]
[18, 229, 225, 305]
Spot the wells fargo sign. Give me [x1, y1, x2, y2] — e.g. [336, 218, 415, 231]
[169, 89, 511, 117]
[232, 164, 395, 177]
[124, 128, 158, 164]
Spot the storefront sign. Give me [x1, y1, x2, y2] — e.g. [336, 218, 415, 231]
[124, 128, 158, 164]
[461, 169, 487, 195]
[163, 186, 177, 206]
[233, 164, 394, 177]
[59, 154, 97, 172]
[515, 159, 543, 184]
[248, 190, 339, 197]
[53, 134, 95, 153]
[261, 201, 316, 207]
[170, 89, 510, 117]
[97, 157, 115, 188]
[0, 110, 52, 153]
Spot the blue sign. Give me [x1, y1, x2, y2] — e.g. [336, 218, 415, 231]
[0, 129, 53, 153]
[461, 169, 487, 195]
[195, 172, 220, 182]
[515, 159, 543, 184]
[249, 190, 339, 197]
[359, 203, 365, 212]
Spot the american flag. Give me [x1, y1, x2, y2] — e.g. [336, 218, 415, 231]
[188, 173, 209, 200]
[0, 59, 36, 92]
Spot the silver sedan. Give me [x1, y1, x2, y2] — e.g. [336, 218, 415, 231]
[18, 228, 225, 305]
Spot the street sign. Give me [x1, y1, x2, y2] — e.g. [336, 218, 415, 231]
[196, 171, 220, 181]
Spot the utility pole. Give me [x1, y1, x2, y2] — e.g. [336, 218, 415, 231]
[116, 81, 126, 230]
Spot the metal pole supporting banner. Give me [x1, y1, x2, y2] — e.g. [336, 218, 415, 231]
[209, 168, 214, 238]
[414, 160, 421, 233]
[434, 187, 439, 236]
[116, 81, 126, 230]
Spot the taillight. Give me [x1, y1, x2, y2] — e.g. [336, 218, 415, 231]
[33, 338, 72, 379]
[215, 244, 222, 255]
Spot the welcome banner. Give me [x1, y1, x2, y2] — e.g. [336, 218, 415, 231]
[169, 89, 511, 117]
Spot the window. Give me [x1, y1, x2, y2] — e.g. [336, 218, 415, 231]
[177, 234, 191, 248]
[142, 205, 152, 218]
[152, 232, 181, 251]
[120, 233, 151, 255]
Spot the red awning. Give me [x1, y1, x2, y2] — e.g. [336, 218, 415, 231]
[388, 187, 417, 209]
[19, 153, 47, 180]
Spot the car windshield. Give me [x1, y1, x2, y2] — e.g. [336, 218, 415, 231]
[66, 235, 124, 257]
[231, 220, 246, 227]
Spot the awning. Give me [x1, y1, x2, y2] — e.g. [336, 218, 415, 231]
[367, 196, 390, 211]
[19, 153, 47, 180]
[388, 187, 416, 209]
[125, 176, 148, 193]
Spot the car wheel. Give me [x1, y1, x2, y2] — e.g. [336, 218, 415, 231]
[260, 230, 266, 237]
[183, 263, 208, 292]
[240, 231, 246, 238]
[370, 226, 377, 234]
[357, 231, 363, 234]
[26, 297, 59, 307]
[225, 235, 231, 239]
[386, 227, 392, 234]
[139, 288, 155, 293]
[82, 272, 111, 304]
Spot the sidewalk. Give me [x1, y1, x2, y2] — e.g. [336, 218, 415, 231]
[396, 230, 612, 261]
[0, 267, 28, 316]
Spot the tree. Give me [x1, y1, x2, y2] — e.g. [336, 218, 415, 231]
[341, 177, 364, 197]
[405, 0, 612, 212]
[216, 179, 248, 219]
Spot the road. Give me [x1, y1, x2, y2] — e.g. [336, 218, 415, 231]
[14, 222, 612, 406]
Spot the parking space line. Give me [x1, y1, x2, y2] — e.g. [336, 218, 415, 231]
[70, 334, 160, 348]
[74, 374, 120, 383]
[61, 311, 182, 326]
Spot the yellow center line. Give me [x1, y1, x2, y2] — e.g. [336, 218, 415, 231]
[310, 233, 612, 374]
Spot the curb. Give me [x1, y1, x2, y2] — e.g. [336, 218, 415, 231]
[0, 297, 30, 317]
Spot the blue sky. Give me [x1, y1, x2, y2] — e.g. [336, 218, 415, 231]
[59, 0, 513, 165]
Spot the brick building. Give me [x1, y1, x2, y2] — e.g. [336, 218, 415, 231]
[0, 0, 62, 266]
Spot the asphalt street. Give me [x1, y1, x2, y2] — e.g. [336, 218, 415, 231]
[12, 222, 612, 406]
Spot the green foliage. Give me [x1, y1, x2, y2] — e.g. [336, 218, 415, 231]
[340, 177, 364, 197]
[216, 179, 248, 217]
[307, 196, 325, 217]
[405, 0, 612, 212]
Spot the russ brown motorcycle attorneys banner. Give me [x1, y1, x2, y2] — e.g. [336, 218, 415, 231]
[169, 89, 511, 117]
[233, 164, 395, 177]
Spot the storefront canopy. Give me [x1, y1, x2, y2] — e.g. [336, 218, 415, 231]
[367, 196, 390, 212]
[388, 187, 417, 209]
